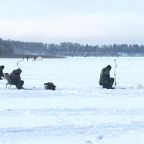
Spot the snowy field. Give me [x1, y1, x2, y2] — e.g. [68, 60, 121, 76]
[0, 57, 144, 144]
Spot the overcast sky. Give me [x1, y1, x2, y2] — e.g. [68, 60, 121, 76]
[0, 0, 144, 45]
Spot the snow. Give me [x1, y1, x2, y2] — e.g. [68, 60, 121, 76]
[0, 57, 144, 144]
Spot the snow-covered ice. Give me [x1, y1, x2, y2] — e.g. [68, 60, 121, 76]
[0, 57, 144, 144]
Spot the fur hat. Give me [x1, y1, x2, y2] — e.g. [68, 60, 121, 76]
[106, 65, 112, 69]
[17, 68, 22, 72]
[0, 65, 4, 69]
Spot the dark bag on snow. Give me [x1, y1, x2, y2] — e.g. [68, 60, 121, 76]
[44, 82, 56, 90]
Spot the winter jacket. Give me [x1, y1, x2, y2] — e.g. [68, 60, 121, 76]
[10, 69, 21, 85]
[99, 67, 111, 85]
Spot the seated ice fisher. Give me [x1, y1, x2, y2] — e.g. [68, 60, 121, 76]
[99, 65, 114, 89]
[10, 68, 24, 89]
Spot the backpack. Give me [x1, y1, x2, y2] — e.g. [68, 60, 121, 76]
[44, 82, 56, 90]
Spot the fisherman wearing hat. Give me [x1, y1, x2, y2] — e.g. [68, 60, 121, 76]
[10, 68, 24, 89]
[99, 65, 114, 89]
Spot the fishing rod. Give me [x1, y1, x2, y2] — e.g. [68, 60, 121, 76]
[114, 59, 117, 86]
[17, 57, 24, 69]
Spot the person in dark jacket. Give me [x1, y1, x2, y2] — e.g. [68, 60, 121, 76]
[10, 68, 24, 89]
[99, 65, 114, 89]
[0, 65, 4, 80]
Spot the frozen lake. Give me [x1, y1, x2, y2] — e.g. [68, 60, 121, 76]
[0, 57, 144, 144]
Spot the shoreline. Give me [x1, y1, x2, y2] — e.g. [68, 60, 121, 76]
[0, 54, 65, 59]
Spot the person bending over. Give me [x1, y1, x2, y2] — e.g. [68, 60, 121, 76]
[10, 68, 24, 89]
[99, 65, 114, 89]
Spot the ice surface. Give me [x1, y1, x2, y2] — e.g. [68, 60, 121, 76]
[0, 57, 144, 144]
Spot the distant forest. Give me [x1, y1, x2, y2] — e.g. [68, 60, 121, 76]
[1, 38, 144, 57]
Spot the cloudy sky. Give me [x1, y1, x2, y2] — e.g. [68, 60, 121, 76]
[0, 0, 144, 45]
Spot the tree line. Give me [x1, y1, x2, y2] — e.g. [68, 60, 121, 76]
[0, 38, 144, 57]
